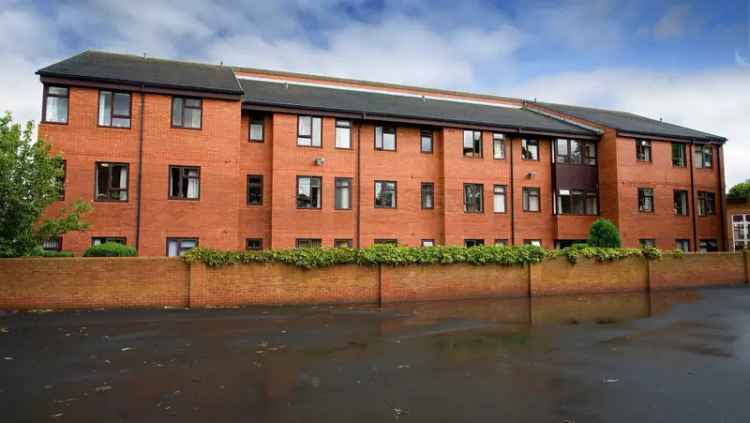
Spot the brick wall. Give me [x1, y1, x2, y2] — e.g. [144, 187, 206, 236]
[532, 256, 649, 296]
[650, 253, 748, 289]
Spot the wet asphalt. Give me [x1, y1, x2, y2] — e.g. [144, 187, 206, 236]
[1, 287, 750, 422]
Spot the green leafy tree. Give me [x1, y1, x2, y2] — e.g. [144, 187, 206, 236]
[727, 180, 750, 200]
[0, 113, 91, 257]
[587, 218, 621, 248]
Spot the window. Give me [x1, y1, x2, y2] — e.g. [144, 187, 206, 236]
[421, 182, 434, 209]
[374, 239, 397, 245]
[640, 239, 656, 248]
[463, 130, 482, 158]
[673, 190, 689, 216]
[521, 139, 539, 161]
[334, 239, 353, 248]
[463, 183, 484, 213]
[92, 237, 126, 246]
[697, 191, 716, 216]
[420, 129, 433, 153]
[375, 126, 396, 151]
[698, 239, 718, 252]
[296, 238, 322, 248]
[494, 239, 508, 246]
[421, 239, 435, 247]
[638, 188, 654, 212]
[492, 133, 505, 159]
[672, 143, 686, 167]
[524, 239, 542, 247]
[247, 175, 263, 205]
[335, 177, 352, 210]
[374, 181, 397, 208]
[249, 115, 264, 142]
[694, 144, 713, 168]
[336, 120, 352, 149]
[298, 116, 322, 147]
[556, 189, 591, 215]
[464, 239, 484, 247]
[169, 166, 200, 200]
[493, 185, 506, 213]
[167, 238, 198, 256]
[246, 238, 263, 251]
[172, 97, 202, 129]
[42, 237, 62, 252]
[98, 91, 131, 128]
[57, 160, 66, 200]
[555, 139, 596, 165]
[586, 193, 598, 215]
[297, 176, 322, 209]
[43, 86, 68, 124]
[732, 214, 750, 250]
[523, 187, 540, 212]
[676, 239, 690, 252]
[95, 162, 128, 201]
[555, 240, 586, 249]
[636, 139, 651, 162]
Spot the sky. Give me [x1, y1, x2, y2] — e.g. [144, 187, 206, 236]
[1, 0, 749, 186]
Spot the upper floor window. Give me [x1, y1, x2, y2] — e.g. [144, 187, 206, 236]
[98, 91, 131, 128]
[636, 139, 652, 162]
[674, 190, 689, 216]
[672, 143, 686, 167]
[523, 187, 540, 212]
[336, 120, 352, 149]
[95, 162, 128, 201]
[421, 182, 434, 209]
[172, 97, 202, 129]
[698, 191, 716, 216]
[421, 129, 433, 153]
[556, 139, 596, 165]
[463, 130, 482, 158]
[298, 116, 322, 147]
[297, 176, 322, 209]
[167, 238, 198, 256]
[493, 185, 506, 213]
[638, 187, 654, 212]
[521, 139, 539, 161]
[493, 133, 505, 159]
[249, 115, 264, 142]
[694, 144, 713, 168]
[556, 189, 598, 215]
[375, 126, 396, 151]
[374, 181, 397, 208]
[335, 177, 352, 210]
[92, 237, 126, 246]
[43, 86, 68, 124]
[169, 166, 200, 200]
[464, 183, 484, 213]
[247, 175, 263, 205]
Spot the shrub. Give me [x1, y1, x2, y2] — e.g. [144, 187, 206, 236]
[36, 250, 74, 258]
[727, 180, 750, 200]
[83, 242, 137, 257]
[587, 219, 621, 248]
[554, 246, 661, 264]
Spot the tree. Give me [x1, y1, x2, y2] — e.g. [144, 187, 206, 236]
[587, 218, 621, 248]
[728, 180, 750, 201]
[0, 113, 91, 257]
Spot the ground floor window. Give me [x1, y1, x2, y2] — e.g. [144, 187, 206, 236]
[334, 239, 353, 248]
[374, 239, 398, 245]
[732, 214, 750, 250]
[464, 239, 484, 247]
[296, 238, 322, 249]
[675, 239, 690, 252]
[421, 239, 435, 247]
[698, 239, 718, 252]
[524, 239, 542, 247]
[494, 239, 508, 246]
[246, 238, 263, 251]
[555, 239, 586, 249]
[42, 237, 62, 252]
[92, 237, 126, 246]
[167, 238, 198, 256]
[640, 239, 656, 248]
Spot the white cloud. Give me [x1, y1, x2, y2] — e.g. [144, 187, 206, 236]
[653, 5, 692, 40]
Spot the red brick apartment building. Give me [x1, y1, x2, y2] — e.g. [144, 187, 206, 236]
[36, 51, 728, 256]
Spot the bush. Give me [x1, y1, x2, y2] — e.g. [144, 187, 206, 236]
[83, 242, 137, 257]
[587, 219, 621, 248]
[728, 180, 750, 200]
[35, 250, 74, 258]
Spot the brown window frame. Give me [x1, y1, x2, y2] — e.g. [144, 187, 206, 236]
[249, 115, 264, 142]
[522, 187, 541, 212]
[494, 239, 509, 246]
[374, 180, 397, 209]
[335, 177, 353, 210]
[97, 90, 132, 128]
[464, 239, 485, 247]
[297, 115, 322, 148]
[421, 239, 435, 247]
[698, 239, 718, 252]
[42, 85, 69, 124]
[673, 189, 689, 216]
[374, 239, 398, 245]
[463, 183, 484, 213]
[94, 162, 129, 202]
[463, 130, 483, 158]
[493, 185, 507, 214]
[636, 139, 652, 162]
[246, 238, 263, 251]
[697, 191, 716, 216]
[166, 237, 199, 256]
[675, 239, 690, 252]
[492, 133, 505, 160]
[334, 239, 353, 248]
[374, 125, 397, 151]
[171, 97, 203, 129]
[555, 189, 598, 215]
[420, 129, 433, 154]
[524, 239, 542, 247]
[638, 187, 654, 213]
[168, 165, 201, 201]
[672, 142, 686, 167]
[335, 119, 352, 149]
[521, 139, 539, 161]
[421, 182, 435, 210]
[42, 237, 63, 252]
[92, 237, 127, 246]
[247, 175, 263, 206]
[555, 138, 596, 165]
[296, 238, 322, 248]
[297, 176, 322, 209]
[694, 144, 713, 169]
[640, 239, 657, 248]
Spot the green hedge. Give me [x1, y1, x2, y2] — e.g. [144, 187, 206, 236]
[182, 244, 666, 269]
[83, 242, 137, 257]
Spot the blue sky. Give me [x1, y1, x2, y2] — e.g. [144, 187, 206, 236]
[2, 0, 749, 185]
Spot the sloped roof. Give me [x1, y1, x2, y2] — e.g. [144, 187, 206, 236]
[535, 102, 725, 142]
[239, 78, 596, 137]
[37, 51, 243, 96]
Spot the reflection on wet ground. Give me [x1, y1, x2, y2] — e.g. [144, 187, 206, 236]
[1, 287, 750, 422]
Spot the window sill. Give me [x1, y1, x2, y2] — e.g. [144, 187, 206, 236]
[170, 126, 202, 131]
[97, 125, 132, 130]
[94, 199, 129, 203]
[296, 144, 323, 149]
[168, 198, 201, 201]
[41, 121, 68, 126]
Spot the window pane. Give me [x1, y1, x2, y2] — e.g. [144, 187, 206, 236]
[311, 117, 322, 147]
[99, 91, 112, 126]
[168, 240, 178, 257]
[375, 126, 383, 149]
[336, 179, 351, 209]
[336, 126, 351, 148]
[382, 128, 395, 150]
[172, 98, 183, 126]
[570, 140, 581, 163]
[571, 190, 585, 214]
[170, 167, 180, 197]
[421, 183, 434, 209]
[494, 186, 505, 213]
[421, 130, 433, 152]
[493, 134, 504, 159]
[184, 107, 201, 128]
[247, 176, 262, 205]
[310, 177, 321, 207]
[186, 169, 199, 199]
[464, 184, 483, 212]
[298, 116, 311, 136]
[185, 99, 201, 108]
[113, 93, 130, 116]
[586, 193, 598, 215]
[250, 116, 264, 141]
[46, 96, 68, 123]
[48, 86, 68, 96]
[556, 139, 568, 162]
[585, 143, 596, 165]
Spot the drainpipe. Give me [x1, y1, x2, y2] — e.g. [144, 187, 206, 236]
[689, 141, 697, 251]
[717, 143, 726, 250]
[509, 137, 515, 245]
[356, 118, 362, 248]
[135, 87, 145, 253]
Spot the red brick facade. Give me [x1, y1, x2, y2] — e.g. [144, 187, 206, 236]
[39, 69, 726, 255]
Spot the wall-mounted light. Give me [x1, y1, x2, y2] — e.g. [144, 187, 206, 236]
[527, 171, 536, 179]
[314, 157, 326, 166]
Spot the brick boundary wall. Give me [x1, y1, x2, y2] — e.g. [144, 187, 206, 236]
[0, 251, 748, 310]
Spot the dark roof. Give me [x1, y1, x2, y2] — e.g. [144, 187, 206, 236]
[535, 102, 725, 142]
[239, 79, 595, 137]
[37, 51, 243, 96]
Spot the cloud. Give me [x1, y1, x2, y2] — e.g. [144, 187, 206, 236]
[653, 4, 692, 40]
